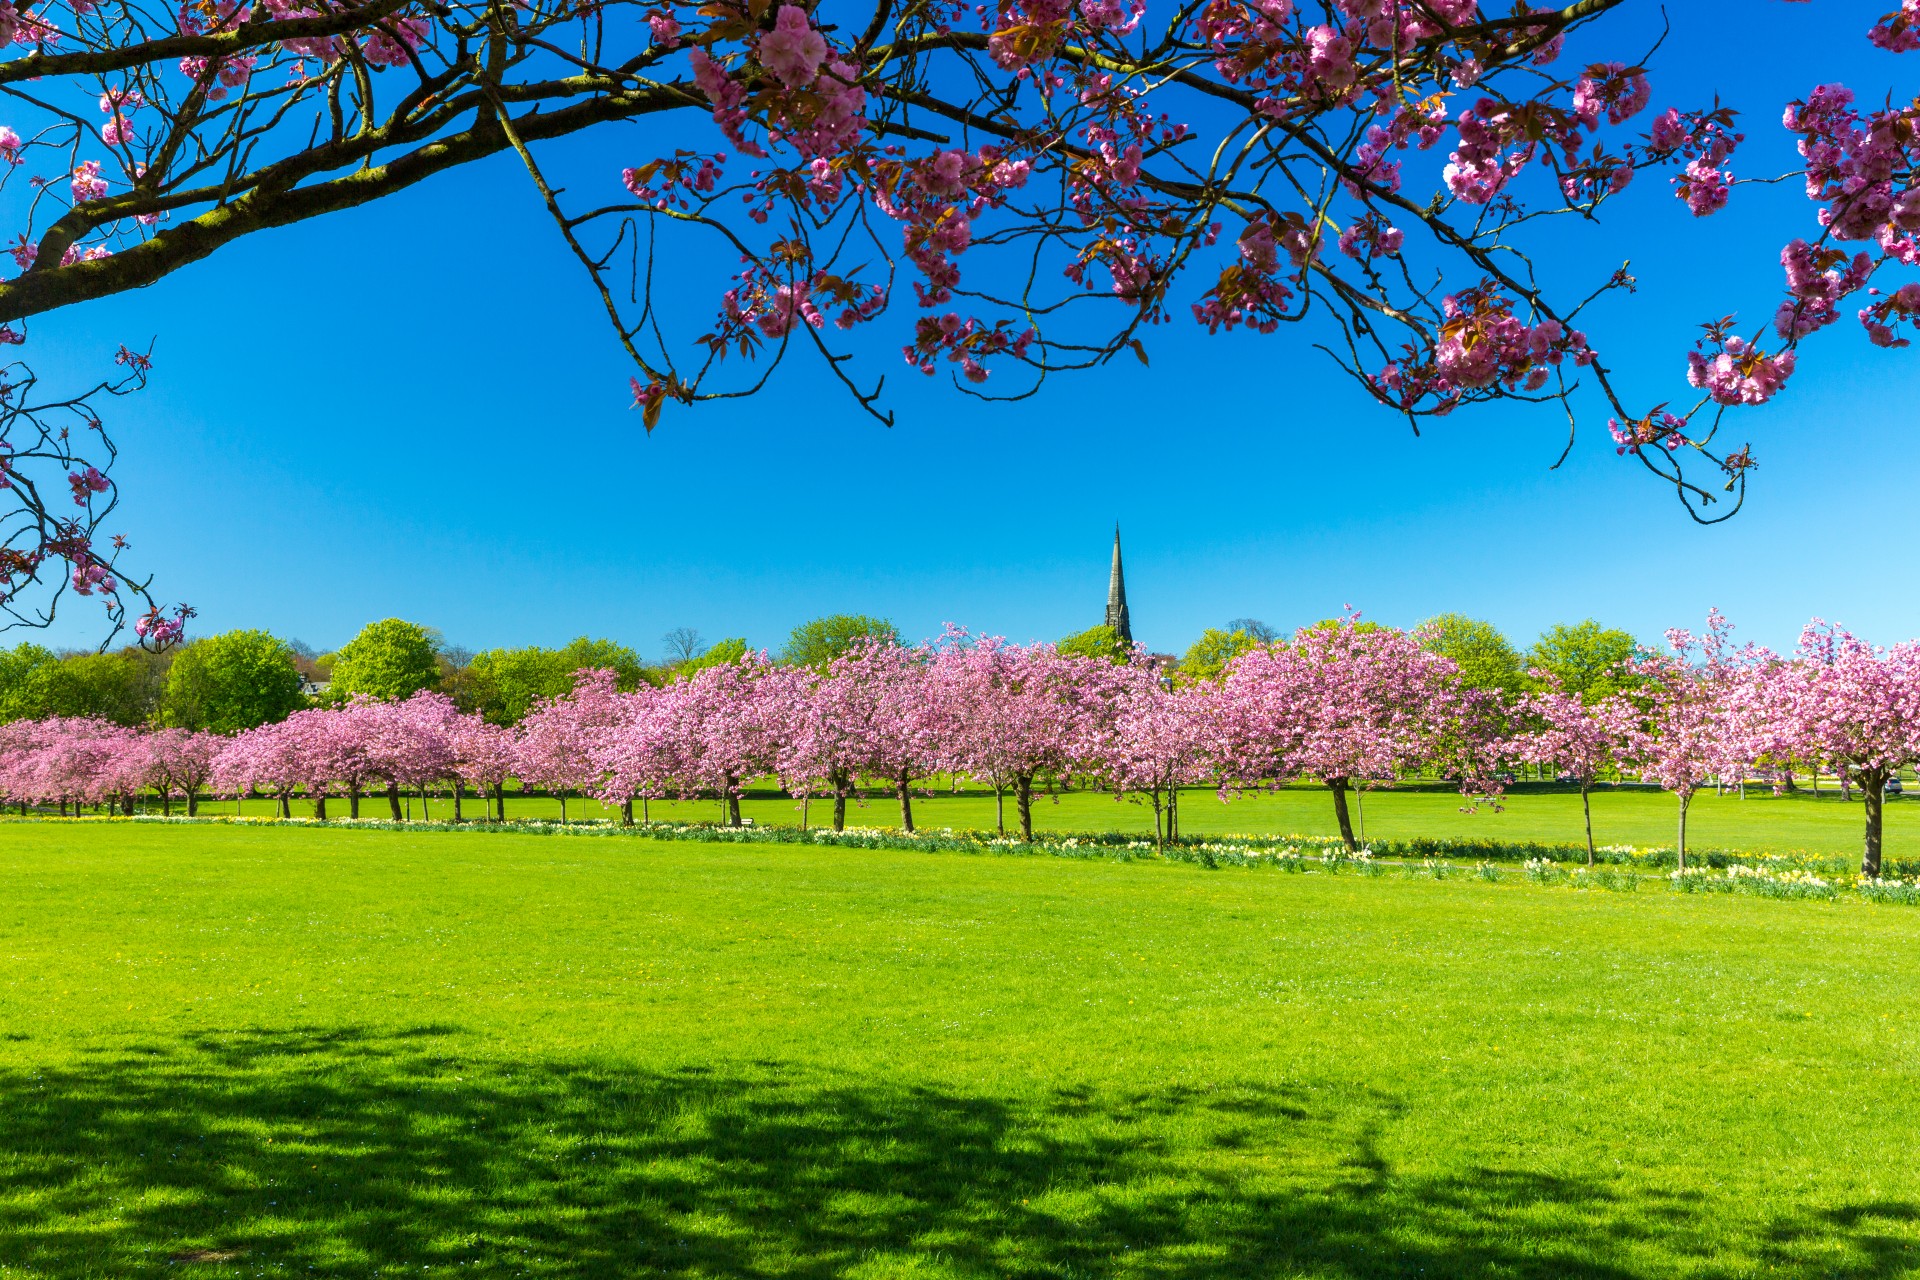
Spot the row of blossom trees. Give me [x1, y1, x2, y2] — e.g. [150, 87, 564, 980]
[1505, 614, 1920, 876]
[2, 617, 1916, 876]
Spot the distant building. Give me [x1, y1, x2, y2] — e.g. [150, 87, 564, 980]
[1105, 524, 1132, 647]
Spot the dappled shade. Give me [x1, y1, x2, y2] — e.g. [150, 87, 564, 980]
[2, 1027, 1915, 1277]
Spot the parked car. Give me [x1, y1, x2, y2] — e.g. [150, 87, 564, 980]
[1887, 778, 1905, 796]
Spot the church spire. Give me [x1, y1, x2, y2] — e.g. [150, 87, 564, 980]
[1104, 524, 1132, 646]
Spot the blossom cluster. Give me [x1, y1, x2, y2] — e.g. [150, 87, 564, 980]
[1372, 287, 1593, 413]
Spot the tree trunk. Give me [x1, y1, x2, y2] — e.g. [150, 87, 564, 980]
[1167, 778, 1179, 842]
[1150, 784, 1164, 853]
[186, 789, 198, 817]
[1015, 773, 1034, 842]
[1676, 792, 1691, 871]
[160, 791, 171, 818]
[621, 799, 634, 827]
[1581, 781, 1595, 866]
[725, 775, 741, 827]
[558, 792, 568, 824]
[1355, 785, 1366, 845]
[898, 769, 914, 833]
[641, 796, 649, 824]
[832, 777, 848, 833]
[995, 783, 1005, 837]
[276, 792, 289, 818]
[349, 787, 361, 819]
[315, 793, 328, 821]
[1862, 766, 1887, 879]
[496, 786, 506, 822]
[386, 782, 403, 821]
[1328, 777, 1357, 852]
[453, 780, 463, 823]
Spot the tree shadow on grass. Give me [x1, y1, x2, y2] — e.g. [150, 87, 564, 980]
[0, 1028, 1911, 1279]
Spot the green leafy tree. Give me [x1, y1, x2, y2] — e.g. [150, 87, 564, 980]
[672, 637, 750, 681]
[781, 615, 900, 667]
[556, 637, 646, 688]
[328, 619, 442, 702]
[466, 637, 649, 723]
[1527, 620, 1643, 700]
[0, 642, 59, 721]
[1058, 624, 1130, 664]
[160, 630, 307, 732]
[13, 650, 158, 724]
[1180, 627, 1259, 682]
[1418, 614, 1524, 694]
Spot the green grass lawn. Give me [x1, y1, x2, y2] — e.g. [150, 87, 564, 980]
[187, 780, 1911, 860]
[2, 822, 1917, 1278]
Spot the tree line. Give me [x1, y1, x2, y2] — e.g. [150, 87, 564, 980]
[0, 613, 910, 730]
[2, 613, 1913, 880]
[0, 613, 1639, 733]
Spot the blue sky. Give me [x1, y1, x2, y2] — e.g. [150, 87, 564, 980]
[22, 1, 1920, 661]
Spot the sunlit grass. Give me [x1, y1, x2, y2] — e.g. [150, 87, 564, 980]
[1, 821, 1916, 1277]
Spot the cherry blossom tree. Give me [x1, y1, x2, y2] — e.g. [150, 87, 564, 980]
[369, 691, 460, 819]
[928, 629, 1131, 840]
[1215, 617, 1463, 850]
[518, 668, 633, 822]
[1617, 611, 1768, 870]
[0, 717, 34, 813]
[144, 726, 220, 815]
[863, 643, 949, 833]
[1072, 666, 1211, 848]
[305, 699, 386, 818]
[1767, 620, 1920, 878]
[6, 4, 1920, 635]
[16, 716, 137, 813]
[214, 717, 315, 817]
[1508, 676, 1635, 863]
[659, 651, 783, 825]
[448, 713, 519, 821]
[593, 684, 685, 824]
[775, 637, 939, 831]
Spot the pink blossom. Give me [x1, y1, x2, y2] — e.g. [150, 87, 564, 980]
[1572, 61, 1650, 129]
[758, 5, 827, 88]
[1868, 1, 1920, 52]
[1686, 333, 1796, 406]
[66, 466, 109, 505]
[1859, 280, 1920, 347]
[70, 160, 107, 202]
[1675, 158, 1728, 216]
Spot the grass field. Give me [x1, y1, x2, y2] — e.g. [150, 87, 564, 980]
[2, 821, 1917, 1278]
[181, 780, 1913, 859]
